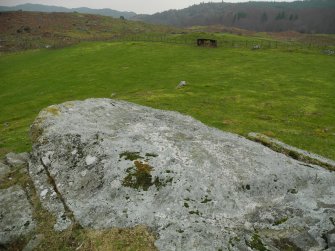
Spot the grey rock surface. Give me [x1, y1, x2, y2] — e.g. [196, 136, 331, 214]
[252, 44, 261, 50]
[327, 230, 335, 248]
[0, 185, 36, 244]
[28, 157, 72, 231]
[22, 234, 44, 251]
[323, 49, 335, 55]
[0, 162, 10, 178]
[5, 152, 30, 167]
[176, 80, 187, 88]
[29, 98, 335, 251]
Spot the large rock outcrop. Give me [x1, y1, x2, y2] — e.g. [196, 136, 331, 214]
[29, 98, 335, 250]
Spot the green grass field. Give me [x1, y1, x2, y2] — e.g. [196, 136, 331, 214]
[0, 40, 334, 160]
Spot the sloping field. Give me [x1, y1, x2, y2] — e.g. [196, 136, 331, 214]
[0, 41, 334, 159]
[0, 11, 179, 51]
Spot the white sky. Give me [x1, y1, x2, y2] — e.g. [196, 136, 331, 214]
[0, 0, 297, 14]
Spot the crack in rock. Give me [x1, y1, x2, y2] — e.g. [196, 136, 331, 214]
[28, 154, 72, 231]
[40, 158, 80, 227]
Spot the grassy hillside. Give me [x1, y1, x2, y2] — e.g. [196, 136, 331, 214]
[1, 11, 333, 53]
[134, 0, 335, 34]
[0, 39, 334, 160]
[0, 11, 179, 52]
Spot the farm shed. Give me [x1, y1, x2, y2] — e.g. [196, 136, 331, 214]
[197, 38, 217, 47]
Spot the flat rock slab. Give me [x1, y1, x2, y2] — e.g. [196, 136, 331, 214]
[0, 185, 36, 244]
[29, 98, 335, 250]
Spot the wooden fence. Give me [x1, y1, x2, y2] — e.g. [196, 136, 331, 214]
[1, 34, 334, 52]
[110, 34, 334, 50]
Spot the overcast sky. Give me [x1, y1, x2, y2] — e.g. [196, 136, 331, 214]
[0, 0, 296, 14]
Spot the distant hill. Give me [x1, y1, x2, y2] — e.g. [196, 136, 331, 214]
[133, 0, 335, 34]
[0, 3, 136, 19]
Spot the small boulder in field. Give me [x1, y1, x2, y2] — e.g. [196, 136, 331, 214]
[176, 80, 187, 88]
